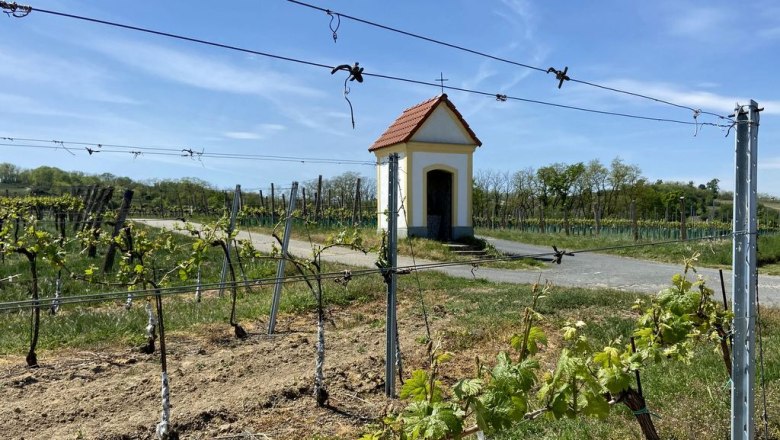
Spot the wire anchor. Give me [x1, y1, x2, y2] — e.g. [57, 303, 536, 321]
[331, 62, 364, 129]
[334, 269, 352, 287]
[51, 140, 76, 156]
[326, 9, 340, 42]
[552, 245, 574, 264]
[692, 109, 702, 136]
[547, 66, 570, 89]
[0, 1, 31, 17]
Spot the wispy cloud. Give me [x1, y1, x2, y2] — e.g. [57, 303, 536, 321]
[593, 79, 780, 115]
[666, 7, 730, 37]
[224, 131, 262, 140]
[0, 51, 139, 105]
[495, 0, 536, 40]
[0, 93, 142, 126]
[86, 39, 324, 100]
[759, 158, 780, 170]
[223, 123, 286, 140]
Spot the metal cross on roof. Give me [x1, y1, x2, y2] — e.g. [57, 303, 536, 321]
[435, 72, 448, 95]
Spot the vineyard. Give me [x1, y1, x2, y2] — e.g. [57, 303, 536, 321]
[1, 189, 779, 440]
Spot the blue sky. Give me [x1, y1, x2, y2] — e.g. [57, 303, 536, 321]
[0, 0, 778, 196]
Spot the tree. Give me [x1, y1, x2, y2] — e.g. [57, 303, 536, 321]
[706, 178, 720, 197]
[606, 157, 641, 216]
[536, 163, 584, 234]
[0, 163, 22, 184]
[511, 168, 537, 225]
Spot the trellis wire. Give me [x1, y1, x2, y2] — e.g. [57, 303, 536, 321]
[0, 230, 754, 312]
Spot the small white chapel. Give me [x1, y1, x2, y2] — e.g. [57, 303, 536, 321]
[369, 94, 482, 240]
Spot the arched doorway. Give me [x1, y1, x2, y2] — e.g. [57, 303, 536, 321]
[426, 169, 453, 241]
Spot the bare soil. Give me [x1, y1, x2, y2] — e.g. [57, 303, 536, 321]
[0, 295, 503, 440]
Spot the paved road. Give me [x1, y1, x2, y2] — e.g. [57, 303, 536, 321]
[136, 219, 780, 306]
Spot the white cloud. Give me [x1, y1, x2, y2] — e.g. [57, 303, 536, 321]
[496, 0, 536, 40]
[224, 131, 262, 140]
[0, 51, 139, 105]
[86, 39, 324, 100]
[666, 7, 730, 37]
[224, 124, 285, 140]
[0, 93, 141, 127]
[594, 79, 780, 115]
[759, 158, 780, 170]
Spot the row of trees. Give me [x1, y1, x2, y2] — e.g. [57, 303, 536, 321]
[3, 161, 779, 230]
[473, 157, 778, 229]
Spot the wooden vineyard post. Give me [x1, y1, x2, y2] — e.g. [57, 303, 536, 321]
[593, 203, 602, 235]
[218, 185, 241, 296]
[271, 183, 276, 224]
[189, 193, 196, 216]
[302, 187, 307, 217]
[87, 187, 114, 258]
[158, 190, 165, 218]
[103, 189, 134, 272]
[268, 181, 298, 334]
[315, 174, 323, 222]
[631, 199, 639, 242]
[73, 184, 96, 231]
[352, 178, 361, 226]
[679, 196, 687, 240]
[176, 192, 184, 218]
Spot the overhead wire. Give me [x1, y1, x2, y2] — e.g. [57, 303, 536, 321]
[361, 72, 726, 127]
[285, 0, 731, 122]
[0, 141, 376, 166]
[0, 3, 730, 129]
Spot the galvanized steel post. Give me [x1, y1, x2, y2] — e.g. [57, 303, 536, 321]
[385, 153, 399, 397]
[731, 100, 759, 440]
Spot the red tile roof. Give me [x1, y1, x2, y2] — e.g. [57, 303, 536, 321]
[369, 94, 482, 152]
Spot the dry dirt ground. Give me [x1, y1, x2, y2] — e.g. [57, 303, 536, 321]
[0, 294, 508, 440]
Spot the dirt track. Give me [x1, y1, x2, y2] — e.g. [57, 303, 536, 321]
[138, 219, 780, 306]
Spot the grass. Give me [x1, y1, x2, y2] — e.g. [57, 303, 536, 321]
[477, 226, 780, 272]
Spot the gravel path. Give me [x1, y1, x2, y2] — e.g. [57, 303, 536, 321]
[136, 220, 780, 306]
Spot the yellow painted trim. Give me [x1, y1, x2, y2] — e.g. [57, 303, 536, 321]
[467, 152, 473, 227]
[421, 163, 458, 228]
[376, 157, 382, 230]
[404, 146, 413, 227]
[373, 140, 478, 230]
[405, 142, 477, 154]
[373, 143, 408, 158]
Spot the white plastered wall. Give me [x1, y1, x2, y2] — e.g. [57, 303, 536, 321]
[411, 106, 472, 144]
[376, 152, 408, 231]
[410, 151, 469, 227]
